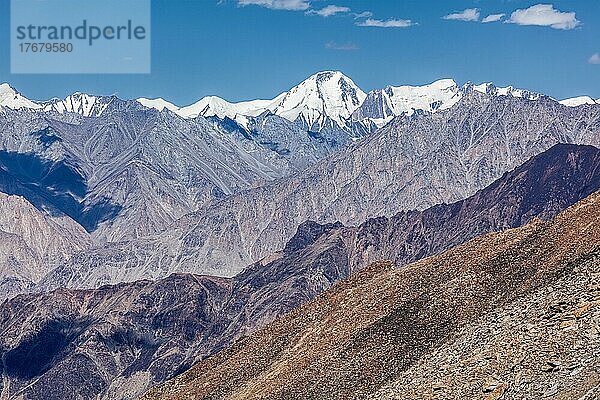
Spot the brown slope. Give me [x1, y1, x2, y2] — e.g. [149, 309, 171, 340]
[371, 250, 600, 399]
[143, 190, 600, 400]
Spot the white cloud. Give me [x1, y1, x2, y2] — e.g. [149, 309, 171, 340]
[481, 13, 505, 23]
[506, 4, 580, 30]
[356, 18, 415, 28]
[589, 53, 600, 65]
[443, 8, 480, 22]
[325, 41, 358, 50]
[307, 5, 350, 17]
[353, 11, 373, 19]
[238, 0, 310, 11]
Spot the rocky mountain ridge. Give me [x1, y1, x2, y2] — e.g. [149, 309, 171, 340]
[0, 144, 597, 400]
[3, 72, 596, 134]
[0, 192, 90, 301]
[35, 91, 600, 291]
[143, 187, 600, 400]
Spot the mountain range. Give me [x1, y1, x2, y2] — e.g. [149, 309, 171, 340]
[144, 179, 600, 400]
[3, 72, 598, 131]
[34, 86, 600, 292]
[0, 70, 600, 399]
[0, 144, 598, 400]
[2, 71, 600, 297]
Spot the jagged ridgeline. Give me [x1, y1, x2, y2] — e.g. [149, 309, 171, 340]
[143, 190, 600, 400]
[1, 73, 600, 294]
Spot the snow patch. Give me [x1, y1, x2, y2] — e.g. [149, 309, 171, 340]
[559, 96, 598, 107]
[137, 97, 180, 112]
[0, 83, 41, 110]
[178, 96, 275, 120]
[472, 82, 540, 100]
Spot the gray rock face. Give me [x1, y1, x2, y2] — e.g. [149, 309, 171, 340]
[220, 112, 340, 169]
[0, 99, 347, 245]
[348, 143, 600, 270]
[0, 192, 90, 301]
[0, 232, 38, 300]
[0, 274, 232, 400]
[39, 93, 600, 290]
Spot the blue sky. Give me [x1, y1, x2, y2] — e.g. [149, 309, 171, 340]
[0, 0, 598, 104]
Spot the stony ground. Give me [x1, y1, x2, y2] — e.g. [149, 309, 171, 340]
[372, 251, 600, 399]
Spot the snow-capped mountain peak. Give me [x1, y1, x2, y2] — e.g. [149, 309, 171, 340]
[559, 96, 598, 107]
[0, 83, 41, 110]
[471, 82, 540, 100]
[169, 71, 367, 130]
[172, 95, 278, 128]
[41, 92, 113, 117]
[267, 71, 367, 129]
[137, 97, 180, 113]
[177, 95, 275, 120]
[352, 78, 462, 127]
[382, 78, 460, 114]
